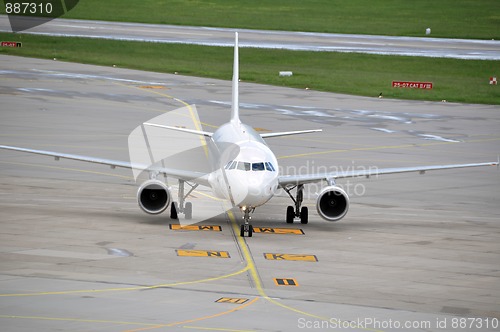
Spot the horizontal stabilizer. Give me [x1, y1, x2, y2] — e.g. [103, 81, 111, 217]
[144, 123, 213, 137]
[261, 129, 322, 138]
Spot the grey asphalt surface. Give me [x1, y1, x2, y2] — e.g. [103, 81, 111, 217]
[0, 55, 499, 331]
[1, 15, 500, 60]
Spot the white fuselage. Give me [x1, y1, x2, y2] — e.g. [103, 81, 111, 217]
[208, 120, 279, 209]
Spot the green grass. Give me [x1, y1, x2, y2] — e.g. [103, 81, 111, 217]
[2, 33, 499, 105]
[56, 0, 500, 39]
[1, 1, 498, 104]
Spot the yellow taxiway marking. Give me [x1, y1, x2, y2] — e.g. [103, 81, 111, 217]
[215, 297, 249, 304]
[0, 314, 158, 327]
[0, 265, 249, 297]
[176, 249, 230, 258]
[0, 299, 259, 332]
[264, 253, 318, 262]
[253, 227, 304, 235]
[226, 210, 384, 332]
[274, 278, 299, 286]
[139, 85, 168, 89]
[183, 326, 255, 332]
[118, 82, 209, 157]
[123, 297, 259, 332]
[170, 224, 222, 231]
[227, 211, 326, 315]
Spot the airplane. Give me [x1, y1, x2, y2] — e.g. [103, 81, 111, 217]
[1, 33, 498, 237]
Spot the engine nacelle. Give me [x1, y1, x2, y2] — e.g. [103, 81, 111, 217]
[316, 186, 350, 222]
[137, 180, 171, 215]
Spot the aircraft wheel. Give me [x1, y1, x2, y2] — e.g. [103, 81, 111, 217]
[286, 206, 295, 224]
[170, 202, 178, 219]
[240, 224, 253, 237]
[185, 202, 192, 220]
[240, 225, 253, 237]
[300, 206, 309, 224]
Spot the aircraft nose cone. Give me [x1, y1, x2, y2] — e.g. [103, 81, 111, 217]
[235, 176, 277, 207]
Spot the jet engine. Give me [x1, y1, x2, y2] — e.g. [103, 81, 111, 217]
[316, 186, 349, 221]
[137, 180, 171, 215]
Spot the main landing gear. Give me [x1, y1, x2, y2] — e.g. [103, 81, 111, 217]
[240, 207, 254, 237]
[170, 179, 197, 220]
[284, 184, 308, 224]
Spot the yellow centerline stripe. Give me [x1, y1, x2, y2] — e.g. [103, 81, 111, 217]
[226, 210, 384, 332]
[0, 265, 249, 297]
[0, 315, 158, 327]
[183, 326, 255, 332]
[123, 297, 259, 332]
[228, 211, 323, 313]
[116, 82, 209, 156]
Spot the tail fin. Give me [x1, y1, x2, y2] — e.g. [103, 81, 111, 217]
[231, 32, 240, 125]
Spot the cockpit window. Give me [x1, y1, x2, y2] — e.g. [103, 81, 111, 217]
[265, 162, 276, 172]
[226, 160, 275, 172]
[252, 162, 265, 171]
[236, 161, 251, 171]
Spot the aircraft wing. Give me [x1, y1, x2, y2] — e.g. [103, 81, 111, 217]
[278, 161, 498, 187]
[0, 145, 210, 186]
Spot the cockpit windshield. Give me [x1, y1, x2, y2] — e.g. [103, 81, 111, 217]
[224, 160, 276, 172]
[252, 162, 265, 171]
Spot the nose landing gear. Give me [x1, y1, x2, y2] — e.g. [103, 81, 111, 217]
[240, 207, 254, 237]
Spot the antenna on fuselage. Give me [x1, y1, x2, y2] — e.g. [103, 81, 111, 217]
[231, 32, 241, 125]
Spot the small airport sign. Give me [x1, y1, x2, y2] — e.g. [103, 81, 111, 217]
[274, 278, 299, 286]
[264, 253, 318, 262]
[216, 297, 249, 304]
[176, 249, 230, 258]
[170, 224, 222, 231]
[392, 81, 433, 89]
[1, 41, 22, 48]
[253, 227, 304, 235]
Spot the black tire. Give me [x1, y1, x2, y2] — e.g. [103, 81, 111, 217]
[170, 202, 178, 219]
[300, 206, 309, 224]
[286, 206, 295, 224]
[185, 202, 192, 220]
[248, 225, 253, 237]
[240, 224, 245, 237]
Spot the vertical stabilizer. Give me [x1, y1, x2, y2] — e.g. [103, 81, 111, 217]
[231, 32, 240, 125]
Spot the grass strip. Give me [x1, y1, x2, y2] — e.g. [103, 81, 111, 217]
[56, 0, 500, 39]
[1, 33, 498, 105]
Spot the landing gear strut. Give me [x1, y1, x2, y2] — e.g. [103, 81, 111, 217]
[170, 179, 197, 220]
[240, 207, 254, 237]
[284, 184, 308, 224]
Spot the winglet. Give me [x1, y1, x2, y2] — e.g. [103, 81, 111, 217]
[231, 32, 240, 125]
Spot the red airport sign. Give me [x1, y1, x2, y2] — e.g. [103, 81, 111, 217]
[1, 41, 22, 48]
[392, 81, 432, 89]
